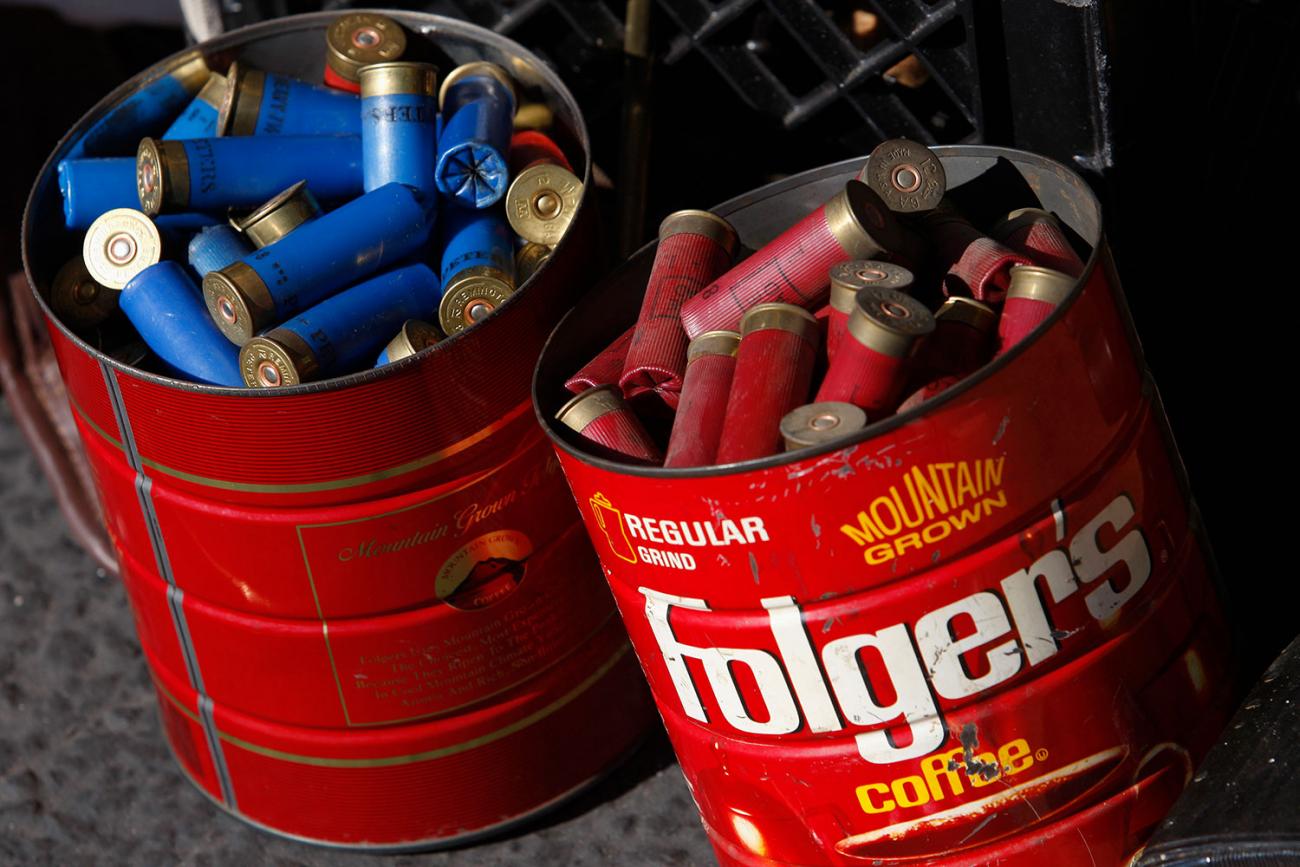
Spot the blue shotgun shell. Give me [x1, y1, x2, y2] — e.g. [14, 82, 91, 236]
[120, 261, 243, 387]
[136, 135, 363, 216]
[159, 72, 228, 140]
[67, 55, 210, 159]
[241, 264, 442, 387]
[434, 62, 516, 208]
[437, 205, 516, 334]
[233, 181, 322, 249]
[360, 62, 439, 196]
[203, 182, 434, 344]
[219, 61, 361, 137]
[57, 158, 221, 231]
[188, 225, 253, 277]
[374, 319, 442, 367]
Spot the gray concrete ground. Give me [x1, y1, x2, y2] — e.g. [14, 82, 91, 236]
[0, 402, 716, 866]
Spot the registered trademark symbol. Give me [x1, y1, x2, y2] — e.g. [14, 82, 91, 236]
[1036, 749, 1049, 762]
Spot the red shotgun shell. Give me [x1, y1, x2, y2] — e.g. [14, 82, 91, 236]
[991, 207, 1085, 278]
[679, 181, 903, 339]
[897, 373, 961, 412]
[322, 64, 362, 94]
[565, 327, 633, 394]
[714, 304, 819, 464]
[664, 330, 741, 468]
[857, 138, 947, 214]
[996, 265, 1076, 355]
[911, 295, 997, 384]
[780, 401, 868, 451]
[556, 385, 663, 464]
[621, 211, 739, 405]
[922, 201, 1034, 304]
[815, 286, 935, 413]
[827, 260, 913, 362]
[325, 12, 406, 93]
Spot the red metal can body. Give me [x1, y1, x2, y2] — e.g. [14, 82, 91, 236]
[23, 14, 650, 850]
[535, 148, 1235, 866]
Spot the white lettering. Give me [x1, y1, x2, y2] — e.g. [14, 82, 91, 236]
[741, 517, 770, 543]
[640, 588, 800, 735]
[915, 592, 1021, 700]
[821, 625, 944, 764]
[763, 596, 841, 733]
[1071, 494, 1151, 621]
[1001, 549, 1078, 665]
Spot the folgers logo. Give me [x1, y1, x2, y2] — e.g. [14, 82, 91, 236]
[840, 457, 1008, 564]
[639, 494, 1151, 767]
[588, 492, 770, 571]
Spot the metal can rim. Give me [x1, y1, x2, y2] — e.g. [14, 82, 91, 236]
[21, 10, 591, 399]
[534, 145, 1104, 478]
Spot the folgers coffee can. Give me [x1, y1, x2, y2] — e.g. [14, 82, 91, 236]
[22, 12, 650, 849]
[535, 147, 1235, 865]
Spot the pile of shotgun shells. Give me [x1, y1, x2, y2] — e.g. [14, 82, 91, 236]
[556, 138, 1086, 468]
[52, 12, 580, 389]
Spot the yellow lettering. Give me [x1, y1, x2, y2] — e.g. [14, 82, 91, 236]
[949, 504, 984, 531]
[840, 511, 880, 546]
[895, 532, 924, 555]
[921, 520, 952, 545]
[864, 543, 894, 565]
[916, 465, 951, 518]
[983, 456, 1005, 490]
[894, 483, 926, 529]
[856, 782, 895, 814]
[981, 490, 1008, 516]
[935, 463, 957, 504]
[956, 461, 979, 503]
[968, 752, 1001, 787]
[864, 737, 1040, 816]
[892, 776, 930, 808]
[999, 739, 1034, 775]
[921, 751, 965, 801]
[870, 495, 903, 535]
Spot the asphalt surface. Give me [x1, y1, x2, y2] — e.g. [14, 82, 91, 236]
[0, 401, 716, 866]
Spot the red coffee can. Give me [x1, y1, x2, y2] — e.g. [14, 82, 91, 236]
[556, 385, 662, 464]
[535, 147, 1236, 867]
[565, 327, 633, 394]
[815, 286, 935, 413]
[996, 265, 1076, 355]
[991, 207, 1085, 278]
[679, 181, 902, 339]
[621, 211, 738, 405]
[827, 260, 913, 362]
[923, 201, 1034, 304]
[664, 330, 740, 468]
[715, 304, 818, 464]
[25, 14, 654, 850]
